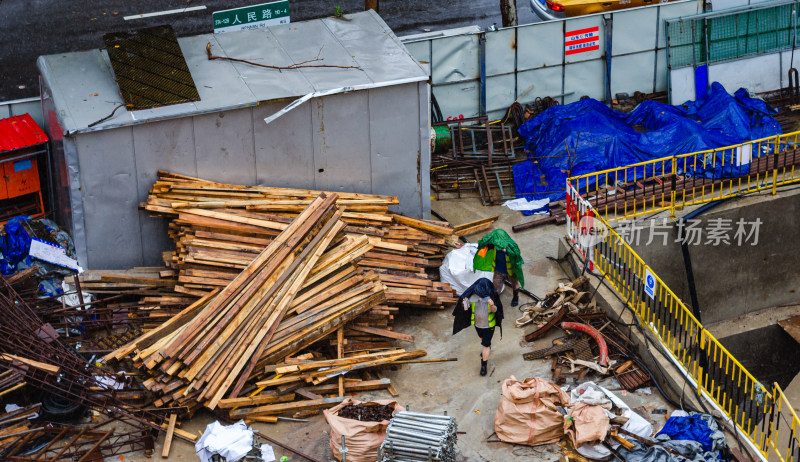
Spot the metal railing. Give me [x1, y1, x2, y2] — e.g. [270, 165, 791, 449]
[565, 171, 800, 461]
[568, 131, 800, 221]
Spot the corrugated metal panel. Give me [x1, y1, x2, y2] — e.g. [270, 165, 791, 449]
[253, 102, 316, 189]
[564, 16, 605, 64]
[612, 8, 658, 56]
[104, 25, 200, 110]
[485, 28, 516, 77]
[431, 34, 480, 84]
[311, 91, 372, 192]
[193, 110, 257, 186]
[0, 114, 48, 152]
[212, 27, 314, 101]
[0, 99, 44, 130]
[611, 53, 656, 95]
[131, 118, 198, 265]
[37, 11, 427, 134]
[368, 85, 422, 213]
[74, 128, 143, 269]
[517, 21, 564, 70]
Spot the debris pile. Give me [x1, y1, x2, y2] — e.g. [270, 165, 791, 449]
[518, 277, 651, 390]
[379, 411, 458, 462]
[0, 277, 165, 461]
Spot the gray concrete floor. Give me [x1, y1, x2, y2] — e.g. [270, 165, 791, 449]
[125, 197, 676, 461]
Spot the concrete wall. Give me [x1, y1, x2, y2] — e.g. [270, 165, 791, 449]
[718, 325, 800, 388]
[49, 82, 430, 270]
[626, 190, 800, 324]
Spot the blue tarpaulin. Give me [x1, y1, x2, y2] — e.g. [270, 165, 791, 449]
[656, 414, 718, 453]
[514, 82, 781, 202]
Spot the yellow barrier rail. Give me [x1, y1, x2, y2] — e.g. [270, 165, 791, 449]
[564, 175, 799, 461]
[568, 131, 800, 221]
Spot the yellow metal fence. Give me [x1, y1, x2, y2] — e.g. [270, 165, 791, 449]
[565, 176, 800, 461]
[568, 131, 800, 221]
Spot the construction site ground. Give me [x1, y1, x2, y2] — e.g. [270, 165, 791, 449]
[122, 197, 680, 461]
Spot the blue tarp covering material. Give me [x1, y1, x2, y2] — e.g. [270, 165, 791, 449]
[656, 414, 717, 453]
[514, 82, 782, 202]
[0, 216, 79, 296]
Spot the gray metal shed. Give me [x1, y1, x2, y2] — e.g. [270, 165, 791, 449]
[37, 11, 430, 270]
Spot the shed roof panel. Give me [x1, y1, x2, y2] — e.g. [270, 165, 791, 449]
[37, 11, 427, 135]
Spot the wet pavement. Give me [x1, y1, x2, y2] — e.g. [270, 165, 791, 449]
[0, 0, 539, 101]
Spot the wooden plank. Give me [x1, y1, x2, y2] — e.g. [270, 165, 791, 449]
[347, 325, 414, 342]
[161, 414, 177, 458]
[228, 396, 346, 418]
[216, 391, 295, 409]
[307, 378, 391, 395]
[0, 354, 60, 374]
[377, 372, 399, 397]
[296, 388, 324, 401]
[337, 328, 344, 397]
[390, 214, 454, 235]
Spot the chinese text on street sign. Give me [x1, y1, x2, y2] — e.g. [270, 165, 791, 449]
[213, 1, 290, 33]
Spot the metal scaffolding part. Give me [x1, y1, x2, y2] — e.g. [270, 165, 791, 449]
[0, 277, 163, 461]
[379, 411, 457, 462]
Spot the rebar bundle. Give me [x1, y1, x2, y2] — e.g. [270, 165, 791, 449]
[379, 411, 457, 462]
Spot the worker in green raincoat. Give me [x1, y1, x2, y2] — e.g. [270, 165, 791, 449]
[473, 229, 524, 307]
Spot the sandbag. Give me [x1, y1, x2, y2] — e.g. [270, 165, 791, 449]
[324, 398, 402, 462]
[570, 381, 653, 460]
[564, 401, 611, 447]
[494, 376, 570, 446]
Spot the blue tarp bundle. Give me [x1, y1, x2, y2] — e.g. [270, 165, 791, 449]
[0, 216, 79, 296]
[514, 82, 782, 202]
[656, 414, 717, 453]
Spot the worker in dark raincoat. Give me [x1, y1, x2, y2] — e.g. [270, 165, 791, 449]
[473, 229, 524, 307]
[453, 278, 504, 376]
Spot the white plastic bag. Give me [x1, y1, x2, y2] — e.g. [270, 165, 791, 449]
[439, 243, 496, 295]
[195, 420, 253, 462]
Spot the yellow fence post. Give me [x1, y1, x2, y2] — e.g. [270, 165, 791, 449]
[670, 156, 677, 217]
[773, 135, 780, 195]
[697, 329, 706, 398]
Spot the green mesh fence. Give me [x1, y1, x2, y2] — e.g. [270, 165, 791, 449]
[667, 0, 798, 69]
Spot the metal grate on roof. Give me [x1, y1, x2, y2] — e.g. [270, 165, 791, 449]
[103, 25, 200, 110]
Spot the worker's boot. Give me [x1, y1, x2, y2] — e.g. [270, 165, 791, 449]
[480, 359, 488, 376]
[510, 290, 519, 307]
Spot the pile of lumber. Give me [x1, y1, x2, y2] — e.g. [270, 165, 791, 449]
[106, 194, 392, 412]
[143, 171, 458, 313]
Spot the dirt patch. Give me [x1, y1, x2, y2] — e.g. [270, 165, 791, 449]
[336, 403, 395, 422]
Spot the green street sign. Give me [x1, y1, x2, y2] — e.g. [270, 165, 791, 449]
[213, 1, 290, 33]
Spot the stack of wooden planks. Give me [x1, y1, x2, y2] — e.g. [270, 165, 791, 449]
[106, 194, 395, 412]
[142, 171, 458, 312]
[138, 172, 458, 352]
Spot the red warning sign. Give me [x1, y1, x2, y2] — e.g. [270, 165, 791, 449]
[565, 26, 600, 55]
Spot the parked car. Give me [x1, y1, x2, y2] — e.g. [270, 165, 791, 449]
[531, 0, 672, 21]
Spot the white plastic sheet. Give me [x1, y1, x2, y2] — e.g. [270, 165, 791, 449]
[502, 197, 550, 213]
[439, 243, 496, 295]
[195, 420, 253, 462]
